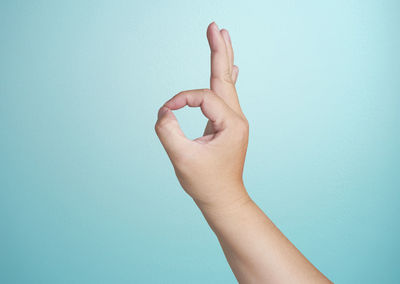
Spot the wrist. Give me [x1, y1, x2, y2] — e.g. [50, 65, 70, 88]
[193, 183, 253, 216]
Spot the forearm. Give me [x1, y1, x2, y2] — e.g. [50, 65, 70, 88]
[195, 184, 331, 284]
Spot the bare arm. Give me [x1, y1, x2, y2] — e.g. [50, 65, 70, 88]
[196, 185, 330, 283]
[155, 22, 331, 283]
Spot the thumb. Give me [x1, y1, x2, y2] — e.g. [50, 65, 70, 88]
[154, 106, 189, 159]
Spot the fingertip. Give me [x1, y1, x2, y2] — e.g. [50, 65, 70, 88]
[207, 22, 218, 37]
[210, 21, 219, 31]
[207, 22, 224, 51]
[164, 95, 180, 110]
[220, 29, 231, 44]
[157, 106, 169, 120]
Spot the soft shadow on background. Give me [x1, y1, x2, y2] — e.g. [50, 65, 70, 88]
[1, 1, 399, 283]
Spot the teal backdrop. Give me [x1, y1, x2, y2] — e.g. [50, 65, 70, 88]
[1, 1, 399, 283]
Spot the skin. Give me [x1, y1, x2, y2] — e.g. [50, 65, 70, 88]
[155, 22, 332, 284]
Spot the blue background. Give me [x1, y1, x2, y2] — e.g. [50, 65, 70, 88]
[1, 1, 399, 283]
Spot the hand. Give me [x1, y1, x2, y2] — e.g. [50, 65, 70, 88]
[155, 22, 249, 208]
[154, 23, 332, 284]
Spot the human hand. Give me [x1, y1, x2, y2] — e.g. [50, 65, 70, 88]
[154, 23, 332, 283]
[155, 22, 249, 209]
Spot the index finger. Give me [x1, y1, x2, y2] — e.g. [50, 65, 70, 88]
[164, 89, 235, 127]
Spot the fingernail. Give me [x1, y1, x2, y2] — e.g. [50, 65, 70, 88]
[213, 21, 219, 31]
[158, 106, 169, 119]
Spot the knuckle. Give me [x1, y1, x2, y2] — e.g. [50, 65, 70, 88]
[228, 115, 249, 141]
[211, 73, 234, 85]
